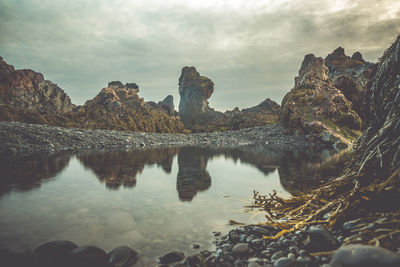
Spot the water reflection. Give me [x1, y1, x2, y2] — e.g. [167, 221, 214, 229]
[0, 145, 344, 198]
[0, 154, 71, 196]
[177, 147, 212, 201]
[77, 148, 178, 190]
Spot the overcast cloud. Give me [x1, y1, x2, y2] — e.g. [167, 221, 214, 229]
[0, 0, 399, 110]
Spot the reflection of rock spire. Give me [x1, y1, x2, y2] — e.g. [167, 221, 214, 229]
[176, 147, 212, 201]
[77, 148, 178, 190]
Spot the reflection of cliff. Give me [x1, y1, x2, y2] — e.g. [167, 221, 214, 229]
[176, 147, 212, 201]
[77, 148, 178, 190]
[278, 149, 346, 195]
[0, 154, 71, 196]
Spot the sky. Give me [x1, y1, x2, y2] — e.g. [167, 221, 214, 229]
[0, 0, 399, 111]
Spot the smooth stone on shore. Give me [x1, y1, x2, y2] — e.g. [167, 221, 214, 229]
[252, 226, 271, 236]
[69, 246, 109, 267]
[34, 240, 78, 266]
[329, 245, 400, 267]
[306, 225, 339, 252]
[107, 211, 136, 233]
[159, 251, 185, 264]
[107, 246, 138, 267]
[231, 243, 250, 256]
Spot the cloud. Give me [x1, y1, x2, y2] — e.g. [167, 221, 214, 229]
[0, 0, 399, 110]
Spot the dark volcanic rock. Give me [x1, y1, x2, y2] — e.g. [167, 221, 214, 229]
[305, 225, 339, 252]
[329, 245, 400, 267]
[231, 243, 249, 256]
[107, 246, 138, 267]
[159, 251, 185, 264]
[69, 246, 109, 267]
[34, 240, 78, 267]
[178, 66, 222, 128]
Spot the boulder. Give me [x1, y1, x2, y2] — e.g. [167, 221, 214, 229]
[69, 246, 109, 267]
[159, 251, 185, 264]
[329, 245, 400, 267]
[34, 240, 78, 267]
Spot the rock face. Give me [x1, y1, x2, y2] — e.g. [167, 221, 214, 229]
[76, 81, 186, 132]
[178, 66, 279, 132]
[325, 47, 375, 117]
[178, 66, 221, 128]
[0, 57, 74, 113]
[158, 95, 177, 116]
[280, 54, 362, 147]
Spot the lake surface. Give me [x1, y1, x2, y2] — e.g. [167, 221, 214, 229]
[0, 145, 340, 266]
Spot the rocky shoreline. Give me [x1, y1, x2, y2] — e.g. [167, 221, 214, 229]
[0, 121, 327, 156]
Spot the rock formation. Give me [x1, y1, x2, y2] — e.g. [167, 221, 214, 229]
[158, 95, 177, 116]
[178, 66, 280, 132]
[280, 54, 362, 148]
[74, 81, 186, 133]
[178, 66, 222, 128]
[325, 47, 375, 117]
[0, 57, 186, 133]
[0, 57, 74, 113]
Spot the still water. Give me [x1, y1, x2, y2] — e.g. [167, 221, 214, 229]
[0, 145, 340, 265]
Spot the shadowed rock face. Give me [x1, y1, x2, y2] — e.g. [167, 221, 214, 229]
[178, 66, 220, 128]
[280, 54, 362, 147]
[0, 57, 74, 113]
[325, 47, 375, 117]
[158, 95, 176, 116]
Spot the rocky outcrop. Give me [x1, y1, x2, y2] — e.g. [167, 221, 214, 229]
[178, 66, 222, 128]
[280, 54, 362, 148]
[73, 81, 186, 133]
[178, 67, 279, 132]
[325, 47, 375, 117]
[158, 95, 177, 116]
[0, 57, 74, 113]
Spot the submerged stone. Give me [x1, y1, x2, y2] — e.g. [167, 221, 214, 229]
[34, 240, 78, 267]
[108, 246, 138, 267]
[69, 246, 108, 267]
[159, 251, 185, 264]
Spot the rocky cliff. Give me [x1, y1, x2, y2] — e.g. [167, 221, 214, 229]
[0, 57, 74, 113]
[325, 47, 375, 117]
[69, 81, 186, 133]
[178, 66, 279, 132]
[0, 57, 186, 133]
[280, 53, 362, 148]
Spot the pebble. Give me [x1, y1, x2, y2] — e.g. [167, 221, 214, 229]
[306, 225, 340, 252]
[231, 243, 250, 256]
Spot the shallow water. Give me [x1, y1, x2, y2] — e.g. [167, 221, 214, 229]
[0, 145, 340, 265]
